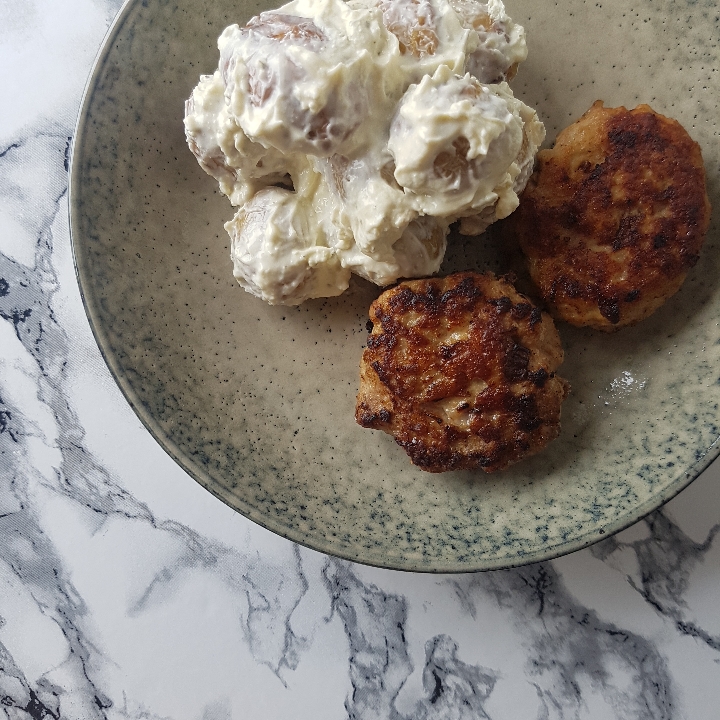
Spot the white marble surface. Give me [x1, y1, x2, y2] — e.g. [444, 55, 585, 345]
[2, 0, 720, 718]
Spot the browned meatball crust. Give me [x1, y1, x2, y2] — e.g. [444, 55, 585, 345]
[510, 101, 711, 331]
[356, 272, 570, 473]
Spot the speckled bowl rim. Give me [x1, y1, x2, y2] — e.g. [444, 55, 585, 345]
[69, 0, 720, 573]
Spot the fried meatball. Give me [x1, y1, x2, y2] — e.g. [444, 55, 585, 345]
[509, 101, 711, 331]
[356, 272, 570, 472]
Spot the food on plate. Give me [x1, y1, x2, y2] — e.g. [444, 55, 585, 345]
[184, 0, 544, 305]
[225, 187, 350, 305]
[355, 272, 570, 472]
[509, 101, 711, 331]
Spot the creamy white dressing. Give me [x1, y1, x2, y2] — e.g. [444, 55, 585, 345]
[185, 0, 544, 305]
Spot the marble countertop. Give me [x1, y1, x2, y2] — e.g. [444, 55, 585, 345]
[2, 1, 719, 718]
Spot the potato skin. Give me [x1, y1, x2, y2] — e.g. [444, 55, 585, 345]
[509, 101, 711, 331]
[356, 272, 570, 473]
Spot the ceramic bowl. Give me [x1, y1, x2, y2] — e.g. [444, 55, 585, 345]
[70, 0, 720, 571]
